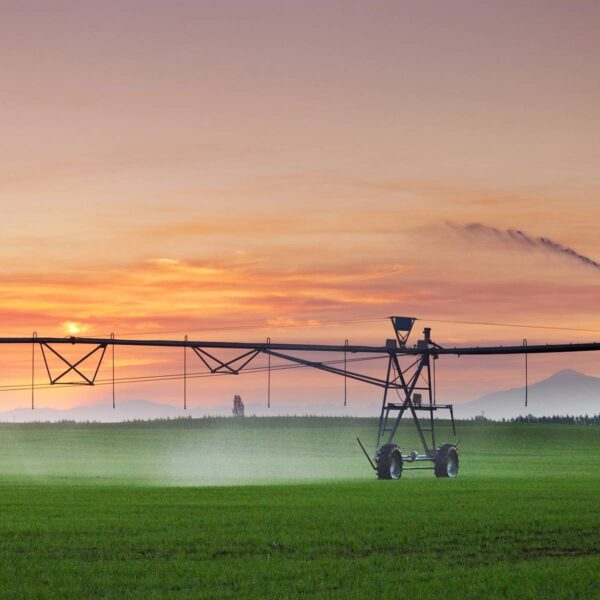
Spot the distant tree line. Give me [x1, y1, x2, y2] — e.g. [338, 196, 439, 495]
[506, 414, 600, 425]
[510, 414, 600, 425]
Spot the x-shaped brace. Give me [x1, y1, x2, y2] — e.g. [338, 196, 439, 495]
[191, 347, 260, 375]
[40, 343, 108, 385]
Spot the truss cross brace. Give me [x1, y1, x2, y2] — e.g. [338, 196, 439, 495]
[191, 347, 260, 375]
[39, 343, 108, 385]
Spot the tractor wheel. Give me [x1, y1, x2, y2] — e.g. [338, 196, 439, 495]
[434, 444, 459, 478]
[376, 444, 403, 480]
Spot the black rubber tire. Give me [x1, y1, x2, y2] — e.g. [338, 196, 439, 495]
[434, 443, 459, 478]
[376, 443, 403, 480]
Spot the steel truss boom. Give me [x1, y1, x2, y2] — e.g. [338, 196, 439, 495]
[0, 337, 599, 355]
[4, 334, 600, 393]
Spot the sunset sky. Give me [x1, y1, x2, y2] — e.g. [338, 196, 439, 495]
[1, 1, 599, 411]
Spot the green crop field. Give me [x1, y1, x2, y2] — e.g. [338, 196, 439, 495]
[0, 417, 598, 599]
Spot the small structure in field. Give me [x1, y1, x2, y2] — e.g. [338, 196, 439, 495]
[232, 395, 245, 417]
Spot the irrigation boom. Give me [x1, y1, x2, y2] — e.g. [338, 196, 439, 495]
[4, 316, 600, 480]
[2, 337, 600, 355]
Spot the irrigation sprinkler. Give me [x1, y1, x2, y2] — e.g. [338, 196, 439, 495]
[358, 318, 459, 479]
[1, 316, 600, 480]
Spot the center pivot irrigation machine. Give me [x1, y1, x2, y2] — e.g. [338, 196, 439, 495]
[3, 316, 600, 480]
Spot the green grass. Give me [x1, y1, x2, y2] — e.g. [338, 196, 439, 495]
[0, 418, 598, 598]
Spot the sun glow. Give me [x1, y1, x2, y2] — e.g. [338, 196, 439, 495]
[63, 322, 86, 336]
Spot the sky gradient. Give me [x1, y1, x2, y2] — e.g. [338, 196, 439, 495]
[1, 1, 600, 411]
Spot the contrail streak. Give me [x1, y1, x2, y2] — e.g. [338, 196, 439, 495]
[450, 223, 600, 271]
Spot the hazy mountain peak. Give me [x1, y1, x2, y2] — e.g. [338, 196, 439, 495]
[458, 369, 600, 420]
[546, 368, 588, 382]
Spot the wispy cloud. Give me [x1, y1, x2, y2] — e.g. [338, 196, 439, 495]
[449, 223, 600, 272]
[0, 255, 411, 338]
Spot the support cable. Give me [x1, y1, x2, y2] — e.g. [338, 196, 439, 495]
[267, 337, 271, 408]
[523, 338, 528, 407]
[344, 339, 348, 407]
[111, 333, 115, 409]
[0, 354, 388, 394]
[423, 317, 600, 334]
[31, 332, 37, 410]
[184, 335, 188, 410]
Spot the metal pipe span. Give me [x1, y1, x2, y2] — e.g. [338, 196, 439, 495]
[0, 337, 599, 356]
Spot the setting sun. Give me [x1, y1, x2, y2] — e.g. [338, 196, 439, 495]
[63, 322, 85, 336]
